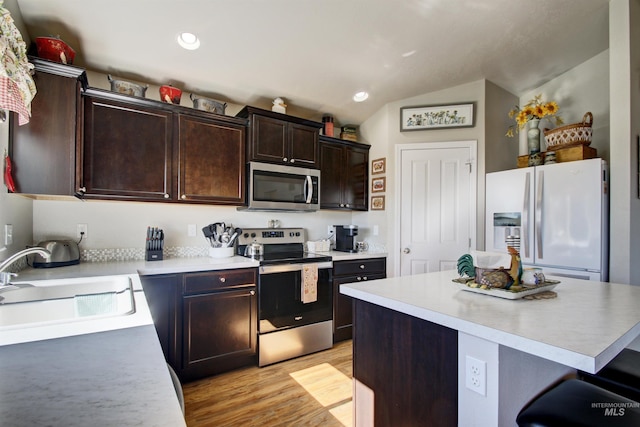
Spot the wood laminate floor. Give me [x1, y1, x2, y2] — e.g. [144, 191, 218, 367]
[183, 340, 353, 427]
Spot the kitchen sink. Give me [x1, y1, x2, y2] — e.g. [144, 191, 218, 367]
[0, 276, 136, 328]
[0, 274, 154, 347]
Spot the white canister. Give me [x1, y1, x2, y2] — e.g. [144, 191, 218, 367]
[522, 268, 546, 286]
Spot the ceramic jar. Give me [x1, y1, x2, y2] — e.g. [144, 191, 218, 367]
[522, 267, 545, 286]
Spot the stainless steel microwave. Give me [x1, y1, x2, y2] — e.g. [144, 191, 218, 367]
[240, 162, 320, 211]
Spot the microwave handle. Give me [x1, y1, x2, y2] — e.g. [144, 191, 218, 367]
[305, 176, 313, 204]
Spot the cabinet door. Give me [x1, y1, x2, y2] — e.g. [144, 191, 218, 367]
[344, 145, 369, 210]
[288, 123, 319, 168]
[139, 275, 181, 370]
[333, 273, 386, 342]
[319, 142, 345, 209]
[82, 96, 174, 201]
[178, 114, 245, 204]
[11, 64, 84, 196]
[182, 288, 257, 379]
[250, 114, 288, 164]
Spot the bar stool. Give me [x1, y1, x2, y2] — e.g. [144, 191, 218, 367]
[516, 379, 640, 426]
[580, 348, 640, 403]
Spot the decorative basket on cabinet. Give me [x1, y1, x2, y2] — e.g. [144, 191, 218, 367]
[544, 112, 593, 150]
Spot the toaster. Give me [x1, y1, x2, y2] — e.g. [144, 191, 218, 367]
[33, 240, 81, 268]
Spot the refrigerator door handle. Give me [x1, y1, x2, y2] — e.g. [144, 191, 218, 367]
[536, 170, 544, 259]
[523, 172, 530, 258]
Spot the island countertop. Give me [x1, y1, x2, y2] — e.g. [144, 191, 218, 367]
[340, 270, 640, 373]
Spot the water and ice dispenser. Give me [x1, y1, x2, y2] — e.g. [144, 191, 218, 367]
[491, 212, 521, 252]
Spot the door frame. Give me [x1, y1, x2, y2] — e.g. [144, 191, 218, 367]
[394, 141, 478, 276]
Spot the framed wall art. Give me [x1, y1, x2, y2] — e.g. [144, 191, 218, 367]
[371, 195, 385, 211]
[371, 176, 386, 193]
[400, 102, 475, 131]
[372, 158, 386, 175]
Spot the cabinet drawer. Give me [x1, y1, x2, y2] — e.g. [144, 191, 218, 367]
[183, 269, 257, 295]
[333, 258, 386, 276]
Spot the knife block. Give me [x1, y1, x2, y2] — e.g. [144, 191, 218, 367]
[145, 249, 163, 261]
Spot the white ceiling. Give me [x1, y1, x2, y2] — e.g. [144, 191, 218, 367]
[14, 0, 609, 126]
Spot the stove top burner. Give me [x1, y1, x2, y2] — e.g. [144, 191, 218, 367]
[236, 227, 332, 265]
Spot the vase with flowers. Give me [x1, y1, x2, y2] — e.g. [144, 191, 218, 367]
[506, 94, 563, 155]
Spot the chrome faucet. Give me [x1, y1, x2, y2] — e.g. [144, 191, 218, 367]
[0, 247, 51, 286]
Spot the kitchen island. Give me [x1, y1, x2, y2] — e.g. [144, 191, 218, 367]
[341, 270, 640, 426]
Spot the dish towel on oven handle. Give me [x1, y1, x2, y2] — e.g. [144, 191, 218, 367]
[301, 263, 318, 304]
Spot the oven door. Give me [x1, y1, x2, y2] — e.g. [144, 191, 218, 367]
[258, 262, 332, 334]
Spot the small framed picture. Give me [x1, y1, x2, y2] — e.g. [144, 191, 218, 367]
[371, 195, 385, 211]
[372, 158, 386, 175]
[371, 176, 386, 193]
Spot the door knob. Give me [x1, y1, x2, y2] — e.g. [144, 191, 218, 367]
[403, 248, 411, 254]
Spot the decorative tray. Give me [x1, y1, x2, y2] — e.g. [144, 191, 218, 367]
[452, 278, 560, 300]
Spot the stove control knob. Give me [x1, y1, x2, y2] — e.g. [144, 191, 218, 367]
[295, 232, 300, 236]
[243, 233, 249, 238]
[251, 232, 256, 238]
[290, 232, 294, 237]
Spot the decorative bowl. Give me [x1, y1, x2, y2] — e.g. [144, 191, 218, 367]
[190, 93, 226, 114]
[35, 36, 75, 65]
[160, 85, 182, 104]
[107, 75, 148, 97]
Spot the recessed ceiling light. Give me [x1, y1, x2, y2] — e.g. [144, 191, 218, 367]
[177, 32, 200, 50]
[353, 91, 369, 102]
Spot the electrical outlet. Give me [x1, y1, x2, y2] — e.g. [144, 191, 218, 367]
[465, 355, 487, 396]
[4, 224, 13, 245]
[373, 225, 379, 236]
[187, 224, 197, 237]
[77, 223, 88, 239]
[327, 225, 334, 236]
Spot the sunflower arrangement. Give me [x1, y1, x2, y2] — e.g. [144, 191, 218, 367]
[506, 94, 563, 137]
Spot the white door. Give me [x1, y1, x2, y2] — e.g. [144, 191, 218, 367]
[398, 142, 476, 276]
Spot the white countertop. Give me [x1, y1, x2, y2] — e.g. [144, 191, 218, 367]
[13, 252, 386, 282]
[340, 270, 640, 373]
[308, 250, 387, 261]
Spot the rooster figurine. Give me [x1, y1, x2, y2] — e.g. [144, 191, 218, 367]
[507, 246, 523, 287]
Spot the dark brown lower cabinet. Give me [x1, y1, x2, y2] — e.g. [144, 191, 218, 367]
[140, 268, 257, 382]
[333, 258, 386, 343]
[353, 299, 458, 426]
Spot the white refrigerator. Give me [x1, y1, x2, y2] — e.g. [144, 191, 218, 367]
[485, 158, 608, 281]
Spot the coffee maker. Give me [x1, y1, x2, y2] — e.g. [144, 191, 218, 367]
[334, 225, 358, 253]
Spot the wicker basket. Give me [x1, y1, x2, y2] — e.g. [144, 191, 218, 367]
[544, 112, 593, 151]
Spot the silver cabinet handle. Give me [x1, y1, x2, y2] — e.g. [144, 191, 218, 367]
[283, 157, 288, 162]
[250, 290, 255, 296]
[290, 159, 295, 163]
[164, 194, 170, 199]
[345, 204, 350, 208]
[219, 277, 226, 283]
[181, 195, 187, 200]
[359, 264, 365, 269]
[357, 276, 362, 281]
[363, 276, 368, 281]
[403, 248, 411, 254]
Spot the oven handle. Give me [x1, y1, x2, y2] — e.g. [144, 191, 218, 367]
[260, 261, 333, 274]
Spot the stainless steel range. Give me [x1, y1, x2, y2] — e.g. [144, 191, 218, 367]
[237, 228, 333, 367]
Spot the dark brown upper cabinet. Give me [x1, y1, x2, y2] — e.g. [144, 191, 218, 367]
[82, 92, 174, 201]
[10, 58, 87, 196]
[237, 106, 322, 169]
[319, 136, 370, 211]
[177, 113, 245, 204]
